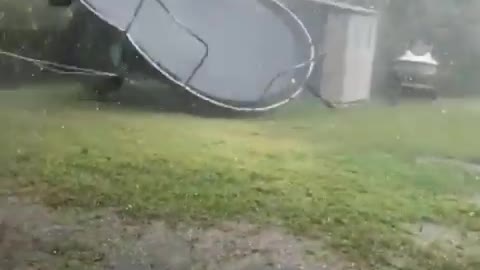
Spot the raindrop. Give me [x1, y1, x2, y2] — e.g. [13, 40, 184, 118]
[66, 10, 73, 18]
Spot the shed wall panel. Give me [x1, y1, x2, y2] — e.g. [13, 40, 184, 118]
[319, 11, 349, 102]
[341, 14, 377, 102]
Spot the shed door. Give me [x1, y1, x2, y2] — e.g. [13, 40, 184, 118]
[319, 12, 349, 103]
[342, 14, 377, 103]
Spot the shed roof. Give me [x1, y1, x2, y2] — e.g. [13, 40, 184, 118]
[307, 0, 377, 15]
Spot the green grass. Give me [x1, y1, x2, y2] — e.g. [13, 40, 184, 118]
[1, 83, 480, 269]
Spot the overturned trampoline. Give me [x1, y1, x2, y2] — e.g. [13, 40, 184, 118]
[52, 0, 317, 111]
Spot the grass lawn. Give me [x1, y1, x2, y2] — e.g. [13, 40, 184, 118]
[1, 83, 480, 269]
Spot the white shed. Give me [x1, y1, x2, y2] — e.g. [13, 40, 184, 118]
[282, 0, 378, 105]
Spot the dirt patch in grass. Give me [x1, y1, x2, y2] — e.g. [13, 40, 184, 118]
[416, 156, 480, 174]
[402, 221, 480, 267]
[0, 197, 349, 270]
[178, 222, 351, 270]
[404, 222, 463, 248]
[0, 196, 128, 269]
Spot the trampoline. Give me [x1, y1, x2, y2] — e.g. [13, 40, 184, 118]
[79, 0, 316, 111]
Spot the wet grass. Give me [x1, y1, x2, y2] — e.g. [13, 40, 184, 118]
[1, 83, 480, 269]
